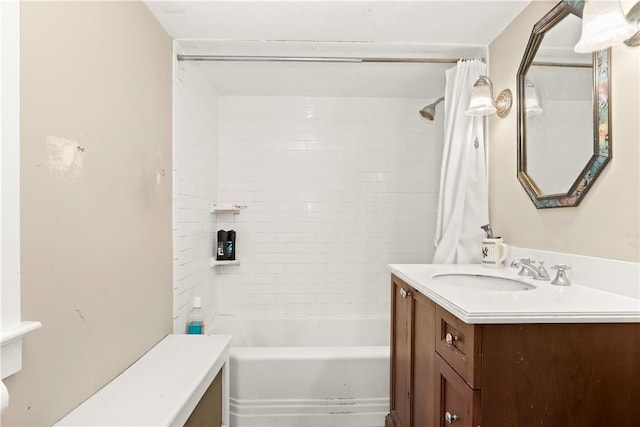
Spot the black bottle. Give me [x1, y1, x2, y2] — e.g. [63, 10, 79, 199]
[216, 230, 228, 261]
[226, 230, 236, 260]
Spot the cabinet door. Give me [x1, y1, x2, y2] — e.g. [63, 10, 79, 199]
[435, 355, 480, 427]
[388, 277, 413, 427]
[412, 291, 436, 427]
[184, 369, 223, 427]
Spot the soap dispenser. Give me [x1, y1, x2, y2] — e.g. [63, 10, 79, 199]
[186, 297, 205, 334]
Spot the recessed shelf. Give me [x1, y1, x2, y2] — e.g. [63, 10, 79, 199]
[210, 258, 240, 267]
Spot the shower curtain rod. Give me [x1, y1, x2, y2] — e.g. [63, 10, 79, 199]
[531, 61, 592, 68]
[176, 54, 465, 64]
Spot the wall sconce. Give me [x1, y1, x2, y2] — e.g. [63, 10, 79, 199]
[574, 0, 640, 53]
[525, 78, 543, 116]
[465, 75, 513, 118]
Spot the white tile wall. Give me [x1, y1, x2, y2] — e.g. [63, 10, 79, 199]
[215, 96, 444, 316]
[526, 66, 592, 194]
[172, 58, 219, 332]
[527, 99, 592, 193]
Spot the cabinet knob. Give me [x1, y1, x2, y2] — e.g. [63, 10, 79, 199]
[400, 287, 411, 299]
[444, 411, 459, 424]
[445, 332, 458, 346]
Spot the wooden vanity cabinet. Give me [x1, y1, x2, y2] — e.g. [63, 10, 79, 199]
[386, 274, 640, 427]
[386, 274, 437, 427]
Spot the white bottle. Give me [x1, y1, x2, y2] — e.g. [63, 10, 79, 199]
[186, 297, 205, 334]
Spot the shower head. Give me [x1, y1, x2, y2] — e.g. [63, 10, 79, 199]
[419, 96, 445, 121]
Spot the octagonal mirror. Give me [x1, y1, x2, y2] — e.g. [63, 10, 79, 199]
[517, 0, 611, 208]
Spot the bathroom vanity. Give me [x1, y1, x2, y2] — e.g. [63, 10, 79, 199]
[385, 264, 640, 427]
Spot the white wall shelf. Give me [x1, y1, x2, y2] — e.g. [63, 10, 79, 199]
[210, 258, 240, 267]
[1, 321, 42, 379]
[211, 203, 246, 214]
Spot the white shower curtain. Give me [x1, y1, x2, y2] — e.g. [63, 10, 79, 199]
[432, 59, 489, 264]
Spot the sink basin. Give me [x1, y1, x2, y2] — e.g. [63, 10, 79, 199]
[432, 273, 535, 291]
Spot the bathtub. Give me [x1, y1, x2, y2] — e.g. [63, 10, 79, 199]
[210, 315, 390, 427]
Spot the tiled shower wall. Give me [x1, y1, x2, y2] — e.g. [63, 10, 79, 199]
[526, 67, 592, 194]
[172, 60, 219, 332]
[215, 96, 443, 316]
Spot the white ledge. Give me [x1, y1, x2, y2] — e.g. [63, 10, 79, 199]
[211, 203, 247, 214]
[1, 321, 42, 379]
[1, 321, 42, 347]
[210, 258, 240, 267]
[55, 334, 232, 427]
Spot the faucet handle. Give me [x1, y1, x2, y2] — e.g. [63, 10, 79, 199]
[537, 261, 551, 280]
[551, 264, 572, 286]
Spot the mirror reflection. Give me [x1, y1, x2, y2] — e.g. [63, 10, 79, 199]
[525, 13, 593, 195]
[517, 0, 611, 209]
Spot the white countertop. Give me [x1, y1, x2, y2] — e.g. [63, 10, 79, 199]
[55, 334, 232, 427]
[390, 264, 640, 324]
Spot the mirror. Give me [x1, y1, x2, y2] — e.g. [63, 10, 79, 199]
[517, 0, 611, 208]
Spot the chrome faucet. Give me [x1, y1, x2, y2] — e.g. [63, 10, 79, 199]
[510, 258, 550, 280]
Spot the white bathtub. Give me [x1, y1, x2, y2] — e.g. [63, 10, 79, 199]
[210, 315, 390, 427]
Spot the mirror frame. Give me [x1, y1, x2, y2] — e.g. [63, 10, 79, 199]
[516, 0, 612, 209]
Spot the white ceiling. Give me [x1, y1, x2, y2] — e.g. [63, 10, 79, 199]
[145, 1, 534, 98]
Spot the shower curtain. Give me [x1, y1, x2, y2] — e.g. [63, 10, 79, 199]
[432, 59, 489, 264]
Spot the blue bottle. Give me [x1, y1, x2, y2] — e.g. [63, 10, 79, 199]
[187, 297, 204, 334]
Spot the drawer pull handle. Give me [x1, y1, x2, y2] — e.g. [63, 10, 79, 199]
[400, 288, 411, 299]
[444, 411, 459, 424]
[445, 332, 458, 346]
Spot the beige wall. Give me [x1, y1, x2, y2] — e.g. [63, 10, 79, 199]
[2, 2, 173, 426]
[488, 0, 640, 262]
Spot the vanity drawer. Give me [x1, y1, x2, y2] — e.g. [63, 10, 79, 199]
[435, 355, 480, 427]
[435, 306, 482, 388]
